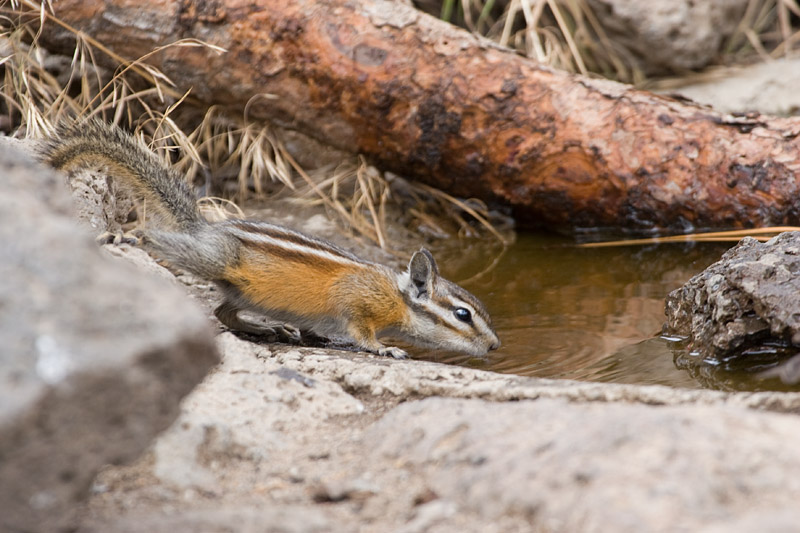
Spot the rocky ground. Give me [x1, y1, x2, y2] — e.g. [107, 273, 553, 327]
[76, 334, 800, 533]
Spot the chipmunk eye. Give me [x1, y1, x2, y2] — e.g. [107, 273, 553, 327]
[454, 307, 472, 323]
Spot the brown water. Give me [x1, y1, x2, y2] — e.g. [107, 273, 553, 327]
[416, 233, 799, 392]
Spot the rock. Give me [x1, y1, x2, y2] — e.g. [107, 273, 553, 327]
[0, 143, 219, 532]
[667, 58, 800, 115]
[151, 334, 364, 492]
[16, 114, 800, 531]
[664, 233, 800, 380]
[79, 506, 332, 533]
[269, 343, 800, 412]
[64, 167, 135, 234]
[586, 0, 748, 75]
[101, 242, 180, 283]
[26, 136, 134, 234]
[701, 509, 800, 533]
[361, 396, 800, 532]
[74, 336, 800, 532]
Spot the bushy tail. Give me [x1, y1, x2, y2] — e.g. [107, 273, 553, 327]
[40, 119, 203, 231]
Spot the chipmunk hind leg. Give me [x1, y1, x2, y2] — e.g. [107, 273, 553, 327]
[213, 298, 302, 343]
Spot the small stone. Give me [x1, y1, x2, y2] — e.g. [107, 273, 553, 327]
[665, 231, 800, 372]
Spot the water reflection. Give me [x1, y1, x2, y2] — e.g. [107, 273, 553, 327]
[417, 233, 738, 389]
[671, 338, 800, 392]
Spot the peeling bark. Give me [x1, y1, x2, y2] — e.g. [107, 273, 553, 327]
[32, 0, 800, 232]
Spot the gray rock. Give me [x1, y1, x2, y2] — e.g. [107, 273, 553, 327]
[75, 336, 800, 533]
[700, 509, 800, 533]
[79, 505, 333, 533]
[586, 0, 748, 75]
[363, 396, 800, 532]
[269, 343, 800, 412]
[148, 333, 364, 491]
[665, 233, 800, 383]
[668, 58, 800, 115]
[65, 167, 135, 234]
[0, 143, 218, 532]
[151, 334, 364, 491]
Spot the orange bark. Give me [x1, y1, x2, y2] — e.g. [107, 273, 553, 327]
[35, 0, 800, 232]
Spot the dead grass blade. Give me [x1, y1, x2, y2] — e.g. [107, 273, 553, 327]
[457, 243, 509, 285]
[460, 0, 800, 84]
[188, 107, 296, 197]
[578, 227, 800, 248]
[290, 157, 386, 245]
[197, 196, 245, 222]
[415, 183, 511, 245]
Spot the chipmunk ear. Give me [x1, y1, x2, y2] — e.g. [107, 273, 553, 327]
[408, 248, 439, 298]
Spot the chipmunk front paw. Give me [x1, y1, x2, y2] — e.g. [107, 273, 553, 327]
[377, 346, 408, 359]
[96, 230, 139, 246]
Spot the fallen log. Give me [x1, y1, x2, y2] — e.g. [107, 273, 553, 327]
[32, 0, 800, 232]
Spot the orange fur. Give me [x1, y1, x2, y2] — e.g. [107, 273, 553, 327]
[331, 268, 409, 346]
[224, 246, 409, 344]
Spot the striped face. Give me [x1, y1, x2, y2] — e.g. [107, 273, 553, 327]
[399, 249, 500, 356]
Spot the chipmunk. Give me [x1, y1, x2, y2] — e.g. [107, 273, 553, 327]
[39, 119, 500, 358]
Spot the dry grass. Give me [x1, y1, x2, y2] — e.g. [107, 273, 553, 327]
[0, 0, 223, 176]
[1, 0, 508, 251]
[578, 227, 800, 248]
[727, 0, 800, 61]
[296, 159, 512, 249]
[184, 107, 296, 198]
[439, 0, 646, 82]
[440, 0, 800, 84]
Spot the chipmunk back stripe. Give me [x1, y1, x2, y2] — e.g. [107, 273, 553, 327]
[239, 238, 322, 266]
[228, 220, 365, 264]
[233, 229, 366, 270]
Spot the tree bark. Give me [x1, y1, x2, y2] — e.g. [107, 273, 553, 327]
[33, 0, 800, 232]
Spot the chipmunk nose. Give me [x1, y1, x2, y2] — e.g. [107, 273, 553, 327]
[488, 340, 501, 351]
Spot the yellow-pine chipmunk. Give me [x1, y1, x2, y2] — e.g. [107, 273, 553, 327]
[40, 120, 500, 358]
